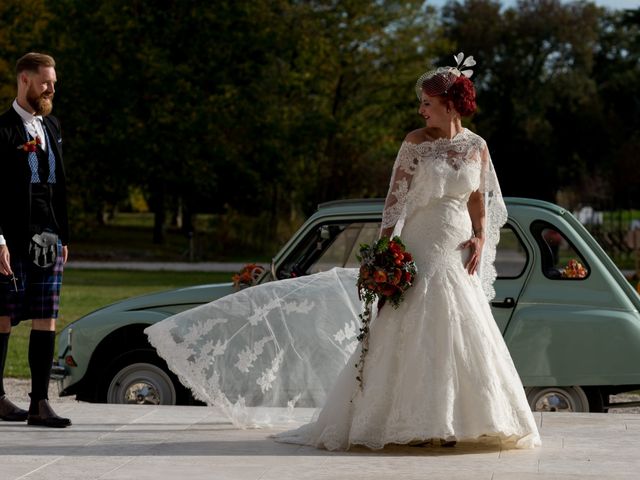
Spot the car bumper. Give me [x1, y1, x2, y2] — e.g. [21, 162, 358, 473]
[50, 361, 75, 397]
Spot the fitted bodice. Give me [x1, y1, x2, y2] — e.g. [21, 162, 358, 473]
[401, 196, 472, 280]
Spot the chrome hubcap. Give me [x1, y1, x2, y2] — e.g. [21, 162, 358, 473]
[125, 382, 161, 405]
[534, 392, 574, 412]
[107, 362, 176, 405]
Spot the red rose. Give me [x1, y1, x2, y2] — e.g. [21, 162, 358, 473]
[404, 271, 412, 283]
[391, 269, 402, 285]
[389, 242, 402, 254]
[381, 285, 397, 296]
[404, 252, 413, 261]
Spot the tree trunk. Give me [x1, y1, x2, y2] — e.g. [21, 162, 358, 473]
[150, 183, 166, 244]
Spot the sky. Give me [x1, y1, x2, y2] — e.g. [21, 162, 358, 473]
[428, 0, 639, 9]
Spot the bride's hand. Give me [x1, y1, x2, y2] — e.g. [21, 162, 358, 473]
[460, 236, 484, 275]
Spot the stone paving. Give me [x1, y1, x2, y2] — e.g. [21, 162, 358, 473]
[1, 404, 640, 480]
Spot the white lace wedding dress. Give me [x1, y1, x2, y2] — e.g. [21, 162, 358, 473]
[145, 128, 540, 450]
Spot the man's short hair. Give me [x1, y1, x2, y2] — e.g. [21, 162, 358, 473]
[15, 52, 56, 75]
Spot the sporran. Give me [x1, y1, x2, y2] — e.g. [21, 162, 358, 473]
[29, 231, 58, 268]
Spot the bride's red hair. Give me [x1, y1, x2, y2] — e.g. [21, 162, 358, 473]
[441, 76, 477, 117]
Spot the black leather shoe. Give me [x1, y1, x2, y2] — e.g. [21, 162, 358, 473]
[27, 399, 71, 428]
[0, 395, 28, 421]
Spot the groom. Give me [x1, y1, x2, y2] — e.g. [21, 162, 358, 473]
[0, 52, 71, 427]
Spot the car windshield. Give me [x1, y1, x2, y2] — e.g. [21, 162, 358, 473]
[276, 222, 380, 279]
[307, 222, 380, 274]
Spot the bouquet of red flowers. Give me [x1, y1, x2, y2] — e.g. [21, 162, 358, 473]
[354, 236, 417, 388]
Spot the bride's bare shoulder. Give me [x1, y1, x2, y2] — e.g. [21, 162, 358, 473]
[404, 128, 429, 145]
[404, 128, 443, 145]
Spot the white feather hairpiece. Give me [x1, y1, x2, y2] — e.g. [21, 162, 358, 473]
[414, 52, 477, 100]
[453, 52, 476, 78]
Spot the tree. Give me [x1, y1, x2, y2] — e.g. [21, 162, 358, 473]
[443, 0, 604, 203]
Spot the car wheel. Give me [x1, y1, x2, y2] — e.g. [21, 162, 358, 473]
[105, 352, 178, 405]
[525, 386, 590, 412]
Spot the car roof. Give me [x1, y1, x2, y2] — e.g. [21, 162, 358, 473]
[316, 197, 566, 216]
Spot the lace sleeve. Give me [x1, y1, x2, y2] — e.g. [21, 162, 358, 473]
[380, 141, 419, 236]
[478, 143, 508, 301]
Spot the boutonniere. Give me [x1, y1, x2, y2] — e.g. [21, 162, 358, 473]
[17, 137, 41, 152]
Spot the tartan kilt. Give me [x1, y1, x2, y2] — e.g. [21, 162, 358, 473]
[0, 241, 64, 325]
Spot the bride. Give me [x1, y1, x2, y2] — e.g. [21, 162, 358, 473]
[145, 54, 540, 451]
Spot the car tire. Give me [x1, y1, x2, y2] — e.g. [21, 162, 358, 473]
[525, 386, 590, 412]
[102, 351, 183, 405]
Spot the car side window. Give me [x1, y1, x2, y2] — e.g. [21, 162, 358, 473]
[495, 225, 528, 278]
[530, 220, 590, 280]
[307, 222, 380, 274]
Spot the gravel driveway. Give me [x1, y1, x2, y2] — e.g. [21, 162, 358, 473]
[4, 378, 77, 404]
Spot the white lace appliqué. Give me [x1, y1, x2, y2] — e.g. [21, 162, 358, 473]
[145, 268, 362, 425]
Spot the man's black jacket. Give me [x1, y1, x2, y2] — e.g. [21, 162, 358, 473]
[0, 107, 69, 255]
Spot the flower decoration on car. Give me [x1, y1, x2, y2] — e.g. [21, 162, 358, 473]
[232, 263, 265, 289]
[354, 236, 417, 390]
[18, 137, 42, 152]
[561, 259, 587, 279]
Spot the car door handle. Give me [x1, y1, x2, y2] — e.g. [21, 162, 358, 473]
[491, 297, 515, 308]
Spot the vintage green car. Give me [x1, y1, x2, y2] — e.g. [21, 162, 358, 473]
[52, 198, 640, 412]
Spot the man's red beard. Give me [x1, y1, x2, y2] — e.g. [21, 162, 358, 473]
[27, 88, 53, 116]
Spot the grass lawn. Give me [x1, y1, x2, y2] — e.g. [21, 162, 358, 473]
[4, 269, 232, 378]
[71, 212, 277, 262]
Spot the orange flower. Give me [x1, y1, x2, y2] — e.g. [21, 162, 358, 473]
[232, 263, 265, 288]
[373, 270, 387, 283]
[360, 266, 370, 279]
[562, 259, 587, 279]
